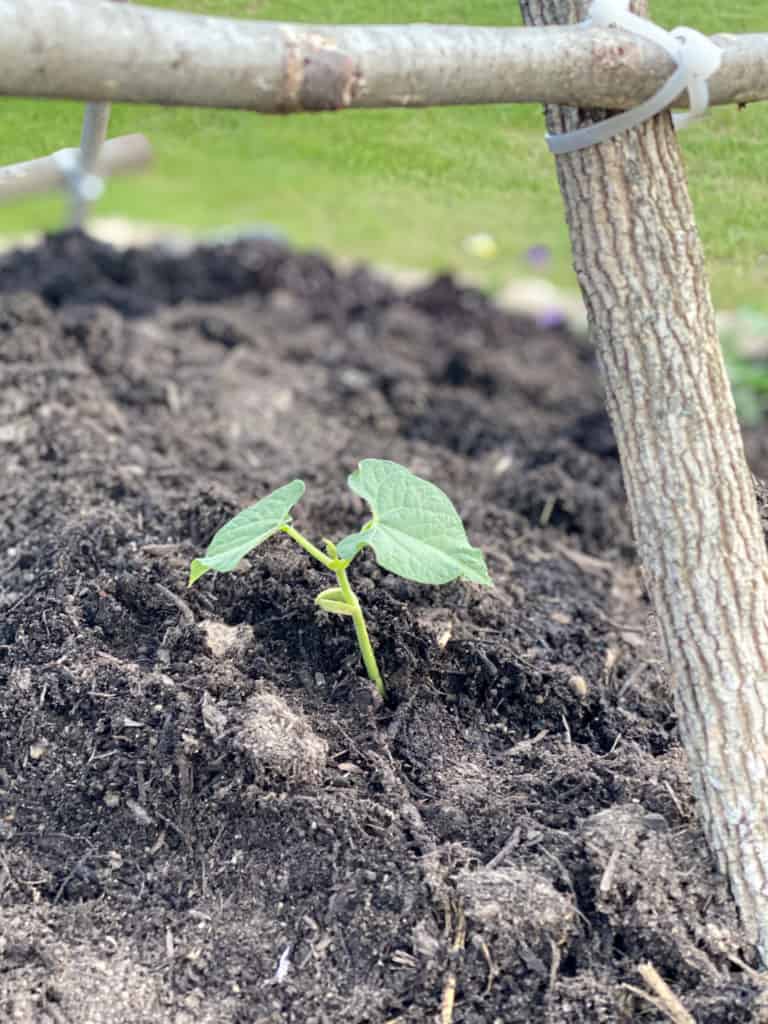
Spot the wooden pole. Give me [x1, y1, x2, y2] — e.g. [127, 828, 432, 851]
[0, 134, 152, 203]
[1, 0, 766, 113]
[521, 0, 768, 962]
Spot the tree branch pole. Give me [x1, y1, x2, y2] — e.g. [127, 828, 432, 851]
[520, 0, 768, 961]
[0, 134, 152, 203]
[1, 0, 767, 112]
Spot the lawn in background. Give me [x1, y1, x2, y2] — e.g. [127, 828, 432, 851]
[0, 1, 765, 312]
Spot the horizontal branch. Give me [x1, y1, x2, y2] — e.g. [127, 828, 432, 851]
[0, 134, 152, 202]
[2, 0, 767, 113]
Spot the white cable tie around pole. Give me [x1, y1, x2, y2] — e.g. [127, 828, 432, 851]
[670, 27, 723, 129]
[51, 148, 79, 176]
[51, 148, 105, 202]
[79, 173, 106, 202]
[546, 0, 722, 155]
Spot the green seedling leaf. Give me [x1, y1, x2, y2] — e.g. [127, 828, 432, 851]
[189, 479, 305, 585]
[336, 459, 492, 586]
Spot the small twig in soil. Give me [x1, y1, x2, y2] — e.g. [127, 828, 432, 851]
[471, 933, 496, 995]
[605, 733, 623, 756]
[596, 611, 646, 634]
[561, 712, 572, 745]
[663, 780, 688, 822]
[547, 938, 562, 994]
[152, 810, 194, 853]
[726, 952, 768, 983]
[440, 901, 466, 1024]
[486, 826, 523, 869]
[553, 541, 614, 575]
[599, 846, 622, 897]
[539, 495, 557, 526]
[0, 852, 19, 899]
[506, 728, 549, 758]
[623, 963, 695, 1024]
[155, 582, 195, 624]
[140, 542, 185, 556]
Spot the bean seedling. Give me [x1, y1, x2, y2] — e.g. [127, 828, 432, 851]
[188, 459, 492, 695]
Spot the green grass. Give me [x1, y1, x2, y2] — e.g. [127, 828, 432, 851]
[1, 1, 766, 311]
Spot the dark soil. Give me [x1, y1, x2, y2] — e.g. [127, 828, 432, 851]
[1, 232, 766, 1023]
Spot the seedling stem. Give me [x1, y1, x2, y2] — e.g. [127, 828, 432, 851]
[283, 528, 385, 696]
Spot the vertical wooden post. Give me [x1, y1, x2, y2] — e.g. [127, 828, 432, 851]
[520, 0, 768, 960]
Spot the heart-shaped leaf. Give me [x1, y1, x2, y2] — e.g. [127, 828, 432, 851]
[189, 479, 305, 585]
[336, 460, 491, 586]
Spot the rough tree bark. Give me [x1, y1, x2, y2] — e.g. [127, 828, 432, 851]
[519, 0, 768, 959]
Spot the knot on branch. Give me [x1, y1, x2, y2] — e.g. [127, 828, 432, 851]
[280, 29, 364, 112]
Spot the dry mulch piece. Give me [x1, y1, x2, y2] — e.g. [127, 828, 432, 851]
[1, 232, 766, 1022]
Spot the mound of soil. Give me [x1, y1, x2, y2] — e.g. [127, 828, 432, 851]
[1, 232, 765, 1023]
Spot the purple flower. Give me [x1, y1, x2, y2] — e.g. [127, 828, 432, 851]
[536, 306, 567, 329]
[525, 244, 551, 269]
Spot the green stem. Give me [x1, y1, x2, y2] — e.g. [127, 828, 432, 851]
[281, 526, 385, 695]
[334, 563, 385, 698]
[280, 524, 336, 570]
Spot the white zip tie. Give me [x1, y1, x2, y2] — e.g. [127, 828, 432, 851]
[670, 27, 723, 130]
[546, 0, 722, 155]
[51, 148, 106, 203]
